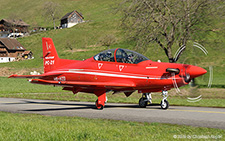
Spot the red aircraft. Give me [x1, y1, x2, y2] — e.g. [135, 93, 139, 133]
[9, 38, 207, 110]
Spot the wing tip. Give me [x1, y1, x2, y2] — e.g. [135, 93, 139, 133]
[8, 74, 17, 78]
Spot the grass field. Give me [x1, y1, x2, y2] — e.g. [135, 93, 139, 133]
[0, 112, 224, 140]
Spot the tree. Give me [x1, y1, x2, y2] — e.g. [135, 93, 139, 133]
[42, 1, 61, 29]
[119, 0, 219, 62]
[8, 13, 19, 35]
[99, 34, 117, 49]
[66, 39, 76, 51]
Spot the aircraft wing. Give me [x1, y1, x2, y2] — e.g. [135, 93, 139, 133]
[30, 79, 136, 88]
[9, 72, 63, 79]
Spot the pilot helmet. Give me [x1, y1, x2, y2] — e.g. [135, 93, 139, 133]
[107, 52, 112, 57]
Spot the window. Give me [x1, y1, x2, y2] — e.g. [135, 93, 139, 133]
[115, 49, 149, 64]
[94, 49, 116, 62]
[94, 48, 149, 64]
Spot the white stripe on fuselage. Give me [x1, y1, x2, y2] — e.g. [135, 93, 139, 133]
[52, 69, 180, 80]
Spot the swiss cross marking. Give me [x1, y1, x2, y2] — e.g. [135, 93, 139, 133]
[119, 65, 124, 71]
[46, 42, 51, 50]
[98, 63, 103, 69]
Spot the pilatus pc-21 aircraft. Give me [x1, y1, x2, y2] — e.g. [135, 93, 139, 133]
[9, 38, 207, 110]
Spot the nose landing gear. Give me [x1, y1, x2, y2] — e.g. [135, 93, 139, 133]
[161, 91, 169, 110]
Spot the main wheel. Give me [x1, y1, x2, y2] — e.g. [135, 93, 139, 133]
[160, 100, 169, 110]
[95, 100, 104, 110]
[139, 98, 147, 108]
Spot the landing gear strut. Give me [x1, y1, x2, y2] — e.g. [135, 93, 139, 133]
[139, 93, 152, 108]
[160, 91, 169, 110]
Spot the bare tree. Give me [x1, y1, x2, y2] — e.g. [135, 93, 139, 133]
[8, 13, 20, 35]
[42, 1, 61, 29]
[99, 34, 117, 49]
[66, 39, 76, 51]
[119, 0, 219, 62]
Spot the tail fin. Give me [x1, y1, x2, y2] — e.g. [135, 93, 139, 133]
[42, 38, 60, 73]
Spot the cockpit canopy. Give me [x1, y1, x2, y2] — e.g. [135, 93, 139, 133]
[94, 48, 149, 64]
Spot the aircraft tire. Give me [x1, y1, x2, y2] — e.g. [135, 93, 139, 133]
[139, 98, 147, 108]
[95, 100, 104, 110]
[160, 100, 169, 110]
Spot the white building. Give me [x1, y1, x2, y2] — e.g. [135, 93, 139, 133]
[60, 10, 84, 28]
[0, 38, 26, 63]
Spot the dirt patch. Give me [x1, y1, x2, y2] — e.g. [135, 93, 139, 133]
[0, 67, 28, 77]
[0, 67, 14, 77]
[65, 49, 91, 53]
[0, 67, 43, 77]
[87, 44, 98, 48]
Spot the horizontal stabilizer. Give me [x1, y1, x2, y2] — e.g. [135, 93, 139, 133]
[9, 72, 63, 79]
[9, 74, 43, 78]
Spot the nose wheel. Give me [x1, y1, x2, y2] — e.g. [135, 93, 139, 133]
[160, 99, 169, 110]
[161, 91, 169, 110]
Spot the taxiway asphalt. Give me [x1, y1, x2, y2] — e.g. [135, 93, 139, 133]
[0, 98, 224, 129]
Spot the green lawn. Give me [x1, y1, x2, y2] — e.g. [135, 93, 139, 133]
[0, 112, 224, 140]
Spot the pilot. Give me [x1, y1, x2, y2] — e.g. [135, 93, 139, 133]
[128, 54, 134, 63]
[106, 51, 115, 62]
[99, 53, 105, 61]
[107, 52, 112, 57]
[120, 49, 128, 63]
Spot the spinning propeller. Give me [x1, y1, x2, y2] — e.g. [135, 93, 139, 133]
[166, 42, 211, 102]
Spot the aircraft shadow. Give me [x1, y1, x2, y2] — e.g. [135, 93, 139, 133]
[4, 100, 162, 112]
[23, 102, 140, 112]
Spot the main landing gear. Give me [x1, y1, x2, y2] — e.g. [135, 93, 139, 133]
[139, 93, 152, 108]
[95, 100, 104, 110]
[94, 90, 107, 110]
[138, 91, 169, 110]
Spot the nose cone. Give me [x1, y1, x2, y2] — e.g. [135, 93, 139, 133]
[188, 65, 207, 78]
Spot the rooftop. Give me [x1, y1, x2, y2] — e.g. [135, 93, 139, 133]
[0, 38, 26, 50]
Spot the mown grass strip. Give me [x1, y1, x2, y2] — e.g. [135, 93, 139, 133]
[0, 111, 224, 140]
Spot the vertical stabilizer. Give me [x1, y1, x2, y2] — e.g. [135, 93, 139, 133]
[42, 38, 60, 73]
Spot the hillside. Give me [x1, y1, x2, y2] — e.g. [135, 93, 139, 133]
[0, 0, 224, 86]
